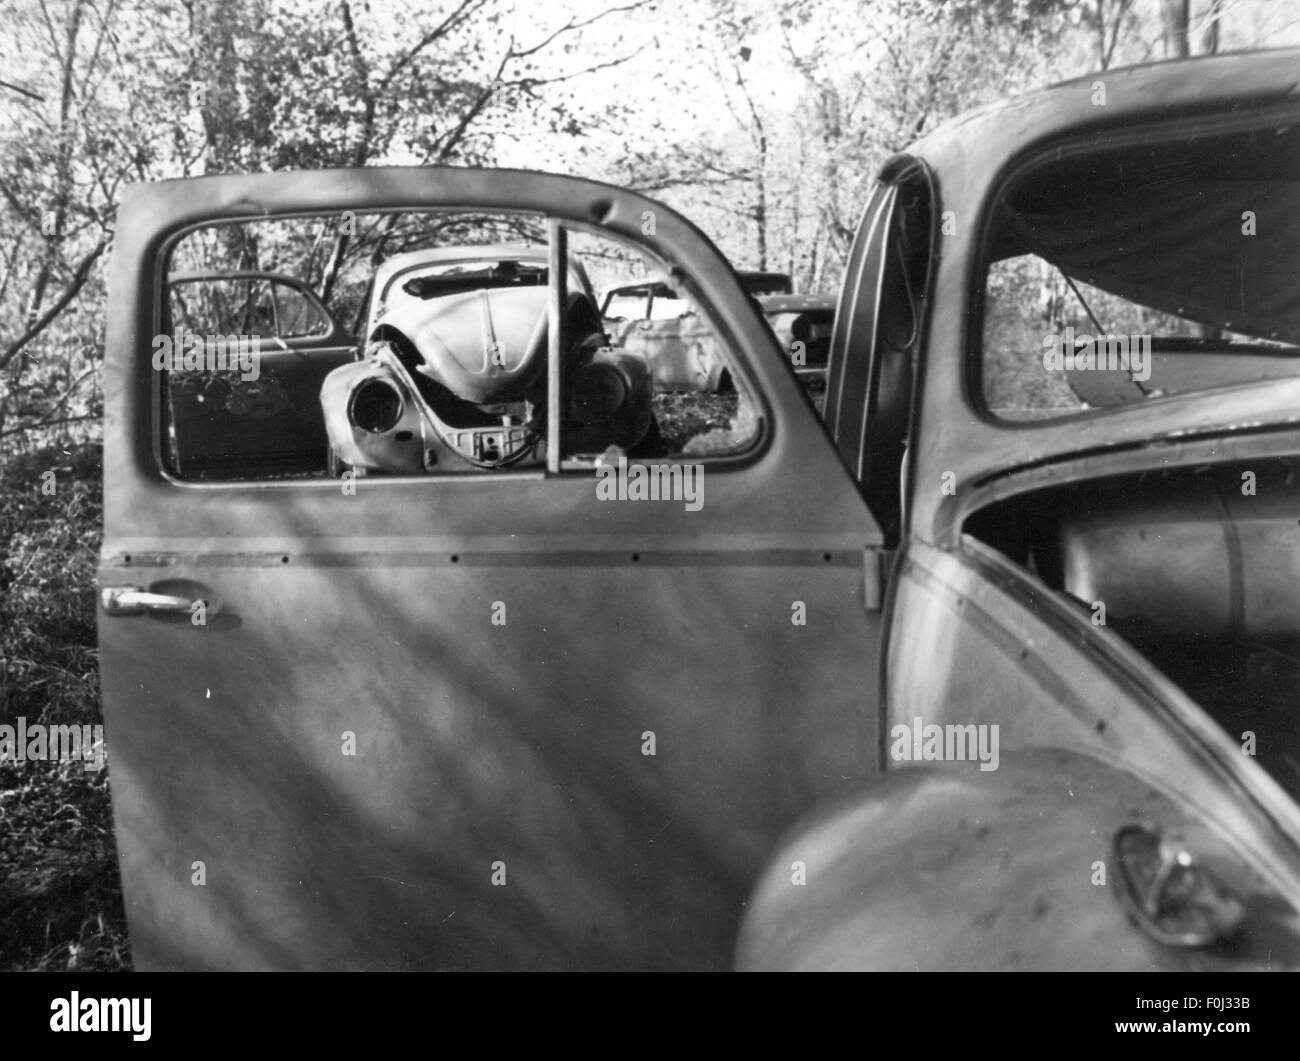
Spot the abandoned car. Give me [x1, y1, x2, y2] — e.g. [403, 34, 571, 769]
[99, 49, 1300, 970]
[599, 272, 819, 392]
[600, 277, 731, 393]
[760, 293, 835, 383]
[321, 244, 657, 473]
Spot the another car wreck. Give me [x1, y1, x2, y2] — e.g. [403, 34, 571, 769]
[599, 271, 829, 392]
[99, 50, 1300, 970]
[322, 244, 657, 474]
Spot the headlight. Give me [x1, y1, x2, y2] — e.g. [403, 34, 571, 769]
[349, 377, 404, 434]
[572, 362, 627, 417]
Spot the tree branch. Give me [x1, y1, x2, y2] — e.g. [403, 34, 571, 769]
[378, 0, 486, 93]
[504, 46, 646, 91]
[0, 238, 107, 373]
[0, 413, 97, 439]
[511, 0, 653, 59]
[0, 77, 45, 101]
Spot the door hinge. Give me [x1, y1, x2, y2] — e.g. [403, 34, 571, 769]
[864, 547, 894, 612]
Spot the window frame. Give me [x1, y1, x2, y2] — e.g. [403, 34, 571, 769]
[970, 103, 1300, 428]
[153, 210, 773, 486]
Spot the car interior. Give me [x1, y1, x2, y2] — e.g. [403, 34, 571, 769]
[970, 116, 1300, 803]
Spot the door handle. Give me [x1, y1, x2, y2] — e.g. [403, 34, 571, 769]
[100, 586, 205, 616]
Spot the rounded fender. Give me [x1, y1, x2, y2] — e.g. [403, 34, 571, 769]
[320, 358, 423, 473]
[735, 748, 1300, 971]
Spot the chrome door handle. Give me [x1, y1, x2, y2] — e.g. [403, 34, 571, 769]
[100, 586, 204, 616]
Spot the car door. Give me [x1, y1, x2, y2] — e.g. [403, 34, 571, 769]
[823, 168, 920, 550]
[165, 271, 356, 477]
[98, 168, 886, 970]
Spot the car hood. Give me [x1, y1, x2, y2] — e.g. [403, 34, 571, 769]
[382, 285, 548, 404]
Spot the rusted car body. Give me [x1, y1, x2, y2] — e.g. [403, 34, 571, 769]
[98, 50, 1300, 970]
[322, 244, 653, 473]
[601, 278, 732, 392]
[600, 272, 804, 392]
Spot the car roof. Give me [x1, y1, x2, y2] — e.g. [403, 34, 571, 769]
[604, 272, 798, 302]
[167, 269, 315, 289]
[758, 294, 836, 313]
[369, 241, 599, 321]
[738, 271, 793, 293]
[374, 243, 547, 282]
[905, 48, 1300, 177]
[604, 280, 678, 299]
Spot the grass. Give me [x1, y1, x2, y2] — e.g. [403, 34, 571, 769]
[652, 389, 744, 453]
[0, 438, 130, 971]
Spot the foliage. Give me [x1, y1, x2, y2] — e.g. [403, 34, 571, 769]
[0, 439, 127, 970]
[0, 0, 655, 439]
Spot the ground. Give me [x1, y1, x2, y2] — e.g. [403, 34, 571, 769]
[0, 440, 130, 971]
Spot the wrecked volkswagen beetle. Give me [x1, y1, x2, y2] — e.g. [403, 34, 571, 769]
[323, 244, 657, 473]
[99, 50, 1300, 970]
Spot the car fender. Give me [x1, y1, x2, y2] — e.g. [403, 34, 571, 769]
[735, 747, 1300, 971]
[320, 357, 424, 473]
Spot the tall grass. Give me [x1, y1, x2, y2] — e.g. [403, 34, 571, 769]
[0, 440, 130, 971]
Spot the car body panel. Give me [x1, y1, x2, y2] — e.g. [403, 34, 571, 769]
[734, 49, 1300, 969]
[321, 317, 655, 473]
[601, 279, 728, 392]
[385, 284, 550, 404]
[900, 48, 1300, 544]
[736, 748, 1300, 971]
[887, 55, 1300, 876]
[598, 273, 809, 393]
[338, 243, 646, 472]
[612, 314, 728, 392]
[884, 537, 1300, 893]
[99, 167, 885, 970]
[366, 243, 597, 343]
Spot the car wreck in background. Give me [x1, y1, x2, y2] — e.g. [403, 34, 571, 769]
[601, 271, 830, 392]
[322, 244, 657, 474]
[99, 50, 1300, 970]
[601, 277, 732, 393]
[760, 293, 835, 383]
